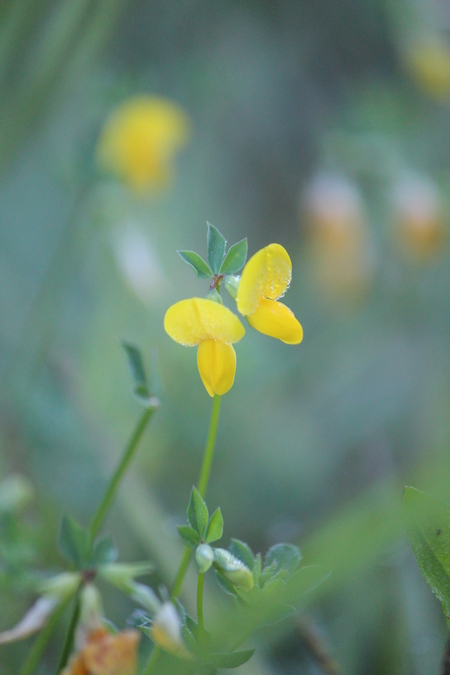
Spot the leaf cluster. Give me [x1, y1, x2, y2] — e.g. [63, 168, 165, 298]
[178, 223, 248, 283]
[178, 487, 224, 548]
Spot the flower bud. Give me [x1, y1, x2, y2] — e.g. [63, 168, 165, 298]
[38, 572, 80, 602]
[78, 584, 104, 635]
[147, 602, 190, 658]
[213, 548, 254, 592]
[195, 543, 214, 573]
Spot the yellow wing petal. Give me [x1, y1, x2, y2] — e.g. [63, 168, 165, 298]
[164, 298, 245, 346]
[247, 299, 303, 344]
[236, 243, 292, 316]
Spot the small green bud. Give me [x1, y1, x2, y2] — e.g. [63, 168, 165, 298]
[213, 548, 254, 592]
[223, 275, 240, 300]
[38, 572, 80, 602]
[79, 583, 104, 632]
[98, 561, 154, 593]
[195, 543, 214, 573]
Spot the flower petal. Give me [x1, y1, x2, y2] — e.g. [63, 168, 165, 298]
[164, 298, 245, 346]
[197, 340, 237, 397]
[247, 299, 303, 344]
[82, 628, 140, 675]
[236, 244, 292, 316]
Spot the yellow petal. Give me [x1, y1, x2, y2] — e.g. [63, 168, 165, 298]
[197, 340, 236, 397]
[247, 299, 303, 344]
[236, 244, 292, 316]
[164, 298, 245, 346]
[96, 96, 190, 192]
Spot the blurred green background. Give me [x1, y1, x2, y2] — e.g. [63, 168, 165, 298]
[1, 0, 450, 673]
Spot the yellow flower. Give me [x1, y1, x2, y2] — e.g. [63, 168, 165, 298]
[406, 36, 450, 100]
[164, 298, 245, 397]
[236, 244, 303, 344]
[96, 96, 190, 193]
[62, 627, 140, 675]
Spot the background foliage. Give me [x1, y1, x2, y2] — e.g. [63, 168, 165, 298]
[1, 0, 450, 673]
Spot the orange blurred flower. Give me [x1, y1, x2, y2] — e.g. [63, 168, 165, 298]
[392, 172, 447, 262]
[62, 627, 140, 675]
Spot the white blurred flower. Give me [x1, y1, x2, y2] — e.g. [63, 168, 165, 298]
[112, 222, 167, 303]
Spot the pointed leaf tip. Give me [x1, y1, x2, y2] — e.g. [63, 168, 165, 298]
[207, 223, 227, 274]
[187, 487, 209, 539]
[220, 239, 248, 275]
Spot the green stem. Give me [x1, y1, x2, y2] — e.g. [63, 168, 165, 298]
[18, 595, 71, 675]
[142, 395, 222, 675]
[197, 394, 221, 497]
[197, 573, 204, 638]
[170, 546, 192, 600]
[88, 403, 158, 547]
[56, 595, 80, 674]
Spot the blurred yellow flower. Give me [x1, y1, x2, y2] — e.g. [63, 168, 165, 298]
[406, 36, 450, 100]
[392, 172, 447, 261]
[236, 244, 303, 344]
[96, 96, 190, 193]
[164, 298, 245, 397]
[62, 627, 140, 675]
[303, 173, 375, 302]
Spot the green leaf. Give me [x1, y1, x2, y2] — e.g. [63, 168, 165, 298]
[58, 516, 89, 568]
[220, 239, 248, 275]
[91, 537, 118, 565]
[228, 539, 255, 572]
[403, 487, 450, 621]
[198, 665, 217, 675]
[210, 649, 255, 669]
[205, 508, 223, 543]
[122, 342, 157, 408]
[187, 487, 209, 539]
[177, 525, 201, 549]
[181, 623, 199, 655]
[265, 544, 301, 577]
[207, 223, 226, 274]
[178, 251, 212, 279]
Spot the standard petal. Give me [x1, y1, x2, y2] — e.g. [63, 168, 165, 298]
[236, 244, 292, 316]
[197, 340, 237, 397]
[164, 298, 245, 346]
[247, 299, 303, 344]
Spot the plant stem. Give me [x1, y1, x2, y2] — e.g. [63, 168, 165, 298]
[55, 402, 158, 672]
[170, 547, 192, 600]
[197, 573, 204, 638]
[56, 595, 80, 674]
[197, 394, 221, 497]
[18, 596, 71, 675]
[88, 402, 158, 547]
[142, 395, 222, 675]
